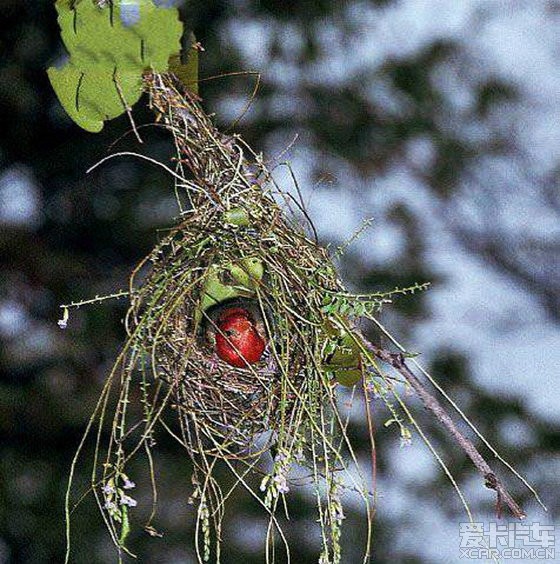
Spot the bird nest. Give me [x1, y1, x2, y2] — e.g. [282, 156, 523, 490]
[129, 189, 341, 452]
[64, 73, 384, 564]
[62, 71, 538, 564]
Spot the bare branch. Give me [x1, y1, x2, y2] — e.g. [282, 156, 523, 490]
[363, 338, 526, 520]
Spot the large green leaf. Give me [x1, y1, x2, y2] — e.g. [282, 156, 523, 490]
[48, 0, 183, 131]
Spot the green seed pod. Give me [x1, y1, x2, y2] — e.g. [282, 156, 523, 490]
[223, 207, 250, 227]
[321, 322, 364, 387]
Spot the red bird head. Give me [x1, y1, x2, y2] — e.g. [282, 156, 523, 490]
[214, 306, 266, 368]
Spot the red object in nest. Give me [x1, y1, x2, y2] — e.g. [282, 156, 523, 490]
[215, 307, 266, 368]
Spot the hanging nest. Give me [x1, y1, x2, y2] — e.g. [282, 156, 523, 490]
[63, 72, 535, 564]
[125, 72, 355, 454]
[64, 72, 386, 564]
[129, 186, 342, 450]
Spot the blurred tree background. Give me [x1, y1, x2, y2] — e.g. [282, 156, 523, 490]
[1, 0, 559, 562]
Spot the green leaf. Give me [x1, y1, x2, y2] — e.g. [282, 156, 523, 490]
[48, 0, 183, 131]
[48, 64, 143, 132]
[195, 259, 265, 325]
[199, 265, 243, 312]
[222, 206, 250, 227]
[229, 257, 264, 289]
[47, 64, 104, 132]
[331, 366, 363, 387]
[168, 32, 200, 95]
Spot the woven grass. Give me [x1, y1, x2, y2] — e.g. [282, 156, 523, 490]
[64, 72, 536, 564]
[62, 72, 393, 564]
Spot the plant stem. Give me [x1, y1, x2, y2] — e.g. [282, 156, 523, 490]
[363, 339, 526, 520]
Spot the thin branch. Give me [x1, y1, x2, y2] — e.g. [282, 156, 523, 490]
[363, 339, 526, 520]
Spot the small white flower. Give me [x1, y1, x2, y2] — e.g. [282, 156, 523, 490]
[400, 435, 412, 448]
[119, 493, 137, 507]
[333, 508, 346, 521]
[278, 483, 289, 495]
[273, 474, 289, 494]
[102, 484, 115, 495]
[58, 307, 69, 329]
[122, 478, 136, 490]
[104, 500, 117, 511]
